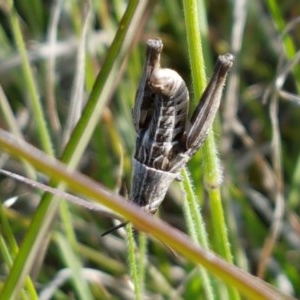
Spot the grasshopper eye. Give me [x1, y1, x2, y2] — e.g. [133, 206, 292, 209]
[150, 68, 183, 97]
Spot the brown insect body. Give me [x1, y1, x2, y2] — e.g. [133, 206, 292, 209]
[102, 39, 234, 236]
[131, 39, 190, 211]
[135, 72, 189, 171]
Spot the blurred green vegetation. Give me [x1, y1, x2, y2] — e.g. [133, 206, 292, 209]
[0, 0, 300, 299]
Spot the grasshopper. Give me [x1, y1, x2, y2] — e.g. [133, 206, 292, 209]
[102, 39, 234, 235]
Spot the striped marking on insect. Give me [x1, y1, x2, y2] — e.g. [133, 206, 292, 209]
[102, 39, 234, 236]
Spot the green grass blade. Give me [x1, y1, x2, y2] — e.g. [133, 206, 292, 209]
[54, 233, 94, 300]
[182, 0, 240, 298]
[0, 1, 153, 299]
[0, 128, 293, 300]
[7, 0, 54, 156]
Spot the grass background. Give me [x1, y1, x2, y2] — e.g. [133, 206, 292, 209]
[0, 0, 300, 299]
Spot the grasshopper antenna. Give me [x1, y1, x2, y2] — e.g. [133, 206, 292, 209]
[101, 180, 129, 237]
[101, 221, 128, 237]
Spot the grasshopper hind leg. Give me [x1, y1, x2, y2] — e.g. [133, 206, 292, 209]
[185, 53, 234, 154]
